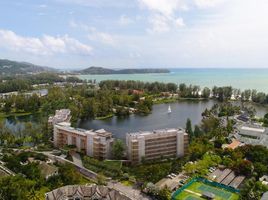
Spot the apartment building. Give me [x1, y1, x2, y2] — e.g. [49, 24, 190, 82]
[126, 128, 188, 163]
[53, 122, 114, 160]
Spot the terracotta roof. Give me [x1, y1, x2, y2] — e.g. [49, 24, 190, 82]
[227, 140, 241, 150]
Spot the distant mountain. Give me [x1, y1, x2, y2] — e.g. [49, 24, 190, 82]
[0, 59, 56, 75]
[78, 66, 170, 74]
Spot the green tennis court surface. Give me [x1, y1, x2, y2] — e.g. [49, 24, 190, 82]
[198, 184, 231, 199]
[173, 180, 239, 200]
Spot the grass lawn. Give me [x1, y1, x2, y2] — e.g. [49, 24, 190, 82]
[83, 156, 122, 178]
[121, 180, 133, 186]
[174, 181, 239, 200]
[95, 114, 114, 120]
[103, 160, 122, 169]
[0, 111, 34, 120]
[174, 191, 204, 200]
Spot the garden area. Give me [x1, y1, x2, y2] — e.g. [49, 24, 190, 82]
[82, 156, 122, 178]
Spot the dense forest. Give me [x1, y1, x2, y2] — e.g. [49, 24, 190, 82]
[0, 59, 55, 75]
[0, 73, 82, 93]
[78, 66, 170, 74]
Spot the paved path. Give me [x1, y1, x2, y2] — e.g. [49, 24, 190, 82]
[70, 152, 83, 167]
[108, 181, 151, 200]
[38, 151, 98, 180]
[0, 164, 15, 176]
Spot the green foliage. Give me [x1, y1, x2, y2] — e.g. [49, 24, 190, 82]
[184, 153, 222, 175]
[83, 156, 122, 178]
[99, 80, 177, 93]
[240, 179, 268, 200]
[186, 118, 194, 141]
[127, 162, 172, 183]
[0, 175, 37, 200]
[212, 86, 233, 101]
[178, 83, 202, 98]
[112, 139, 125, 160]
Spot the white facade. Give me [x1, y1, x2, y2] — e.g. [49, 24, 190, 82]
[126, 128, 188, 163]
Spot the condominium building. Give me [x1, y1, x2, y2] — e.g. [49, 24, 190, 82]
[126, 128, 188, 163]
[53, 122, 114, 160]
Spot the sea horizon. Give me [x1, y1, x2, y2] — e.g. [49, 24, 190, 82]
[78, 68, 268, 93]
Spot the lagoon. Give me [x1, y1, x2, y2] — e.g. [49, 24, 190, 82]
[78, 100, 268, 140]
[4, 100, 268, 140]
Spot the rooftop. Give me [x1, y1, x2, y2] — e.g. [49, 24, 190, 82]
[56, 122, 112, 138]
[127, 128, 185, 138]
[227, 140, 241, 150]
[45, 185, 131, 200]
[48, 109, 71, 124]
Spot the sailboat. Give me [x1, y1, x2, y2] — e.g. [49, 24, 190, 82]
[168, 105, 172, 113]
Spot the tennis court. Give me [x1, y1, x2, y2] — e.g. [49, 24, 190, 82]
[172, 178, 240, 200]
[198, 184, 231, 199]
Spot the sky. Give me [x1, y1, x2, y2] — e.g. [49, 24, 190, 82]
[0, 0, 268, 69]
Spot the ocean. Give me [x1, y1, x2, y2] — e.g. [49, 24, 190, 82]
[78, 68, 268, 93]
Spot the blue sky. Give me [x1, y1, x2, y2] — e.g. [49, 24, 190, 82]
[0, 0, 267, 69]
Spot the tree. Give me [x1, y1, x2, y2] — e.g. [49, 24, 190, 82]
[0, 175, 36, 200]
[186, 118, 194, 141]
[112, 139, 125, 160]
[157, 186, 171, 200]
[3, 98, 12, 113]
[202, 87, 211, 98]
[240, 179, 268, 200]
[194, 125, 202, 138]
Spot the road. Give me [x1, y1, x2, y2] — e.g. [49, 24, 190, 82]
[108, 181, 152, 200]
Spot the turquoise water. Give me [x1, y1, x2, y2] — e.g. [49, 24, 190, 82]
[78, 68, 268, 93]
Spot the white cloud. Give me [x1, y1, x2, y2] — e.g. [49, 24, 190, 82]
[138, 0, 187, 33]
[138, 0, 186, 17]
[174, 17, 184, 27]
[88, 31, 116, 45]
[0, 29, 92, 56]
[194, 0, 226, 8]
[119, 15, 134, 25]
[147, 14, 170, 33]
[69, 20, 116, 45]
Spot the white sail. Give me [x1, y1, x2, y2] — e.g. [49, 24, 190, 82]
[168, 105, 171, 113]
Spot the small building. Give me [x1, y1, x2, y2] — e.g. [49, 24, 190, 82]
[38, 162, 58, 180]
[130, 89, 144, 95]
[237, 114, 250, 123]
[226, 140, 241, 150]
[48, 109, 71, 126]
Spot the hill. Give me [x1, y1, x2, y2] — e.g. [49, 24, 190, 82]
[78, 66, 170, 74]
[0, 59, 56, 75]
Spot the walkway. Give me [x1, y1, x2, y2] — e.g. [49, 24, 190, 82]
[70, 152, 83, 167]
[108, 181, 151, 200]
[38, 151, 98, 180]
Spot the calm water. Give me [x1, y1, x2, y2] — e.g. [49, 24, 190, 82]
[4, 100, 268, 140]
[78, 100, 268, 140]
[79, 68, 268, 93]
